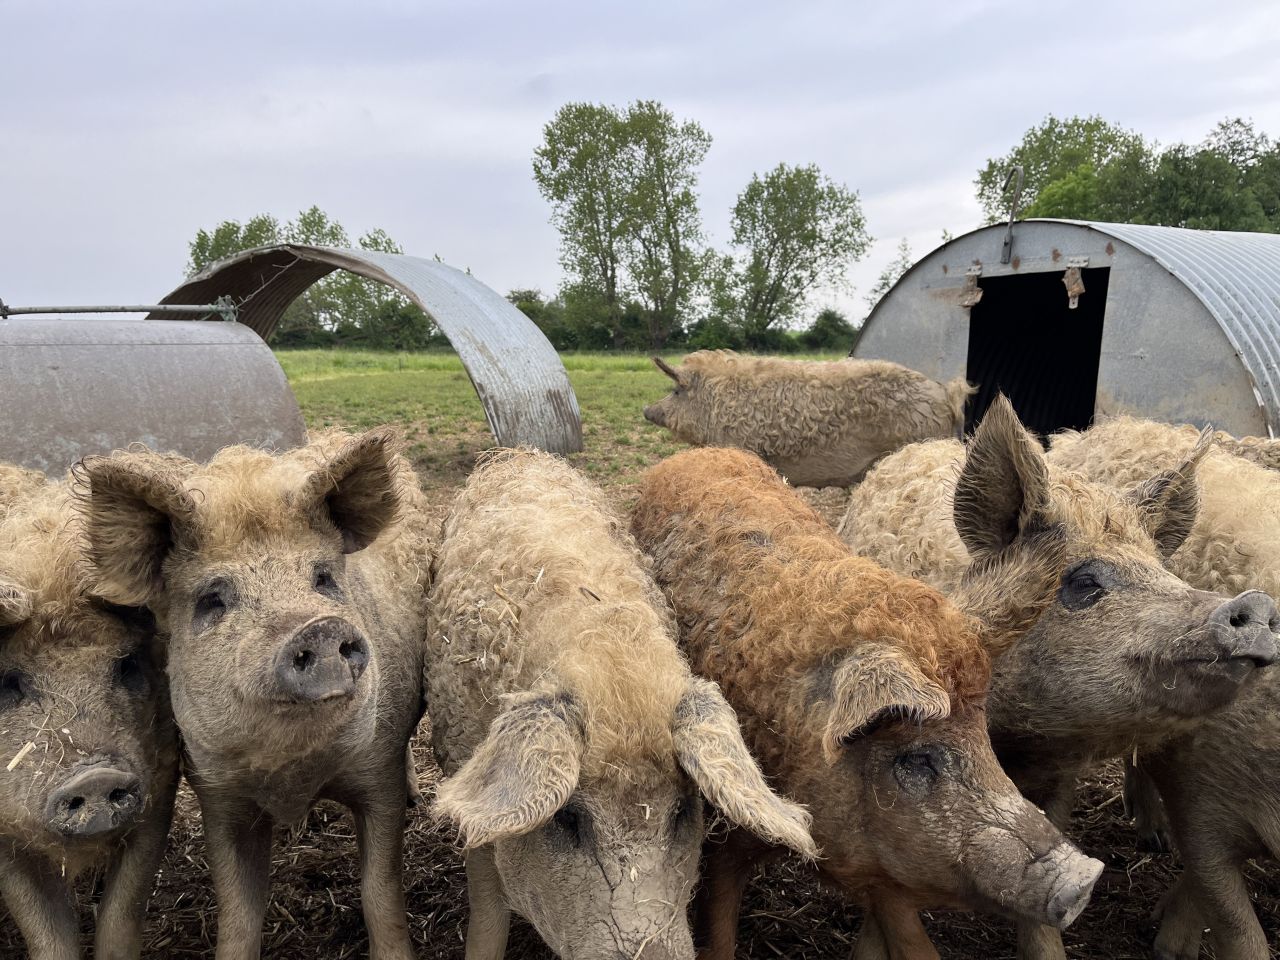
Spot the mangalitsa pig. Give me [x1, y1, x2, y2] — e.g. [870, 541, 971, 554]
[1049, 417, 1280, 960]
[632, 444, 1103, 960]
[1, 464, 179, 959]
[426, 448, 816, 960]
[75, 429, 432, 960]
[641, 350, 973, 487]
[839, 397, 1279, 959]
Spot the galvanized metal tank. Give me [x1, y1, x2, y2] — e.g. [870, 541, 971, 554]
[855, 219, 1280, 439]
[0, 317, 306, 474]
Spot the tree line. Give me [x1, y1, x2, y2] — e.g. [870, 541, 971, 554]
[184, 110, 1280, 354]
[976, 115, 1280, 230]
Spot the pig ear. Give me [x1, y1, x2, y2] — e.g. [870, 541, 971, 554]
[953, 394, 1052, 562]
[434, 692, 585, 849]
[1125, 427, 1210, 558]
[821, 647, 951, 763]
[302, 428, 401, 554]
[652, 356, 683, 384]
[673, 677, 818, 859]
[0, 576, 31, 628]
[75, 456, 198, 606]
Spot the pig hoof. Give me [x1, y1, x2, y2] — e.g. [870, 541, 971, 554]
[1135, 829, 1171, 855]
[406, 787, 424, 809]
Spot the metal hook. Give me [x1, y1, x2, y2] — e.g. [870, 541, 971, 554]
[1001, 165, 1024, 264]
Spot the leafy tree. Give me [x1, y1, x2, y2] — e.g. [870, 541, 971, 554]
[619, 101, 711, 349]
[187, 215, 281, 275]
[186, 207, 434, 347]
[975, 115, 1152, 223]
[799, 308, 858, 351]
[730, 163, 871, 346]
[533, 104, 630, 344]
[1145, 145, 1270, 231]
[864, 238, 914, 311]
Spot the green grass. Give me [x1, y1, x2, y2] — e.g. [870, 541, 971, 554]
[278, 348, 843, 494]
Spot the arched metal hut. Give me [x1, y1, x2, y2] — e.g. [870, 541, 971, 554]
[0, 245, 582, 474]
[853, 220, 1280, 439]
[156, 245, 583, 453]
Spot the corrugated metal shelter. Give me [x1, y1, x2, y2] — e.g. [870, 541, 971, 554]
[0, 317, 306, 475]
[854, 220, 1280, 439]
[156, 245, 584, 453]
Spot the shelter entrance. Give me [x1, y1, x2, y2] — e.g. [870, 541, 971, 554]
[964, 267, 1110, 438]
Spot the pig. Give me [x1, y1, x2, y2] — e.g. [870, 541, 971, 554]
[641, 350, 973, 486]
[426, 448, 816, 960]
[838, 398, 1279, 960]
[631, 443, 1104, 960]
[74, 429, 433, 960]
[1048, 416, 1280, 959]
[0, 464, 179, 959]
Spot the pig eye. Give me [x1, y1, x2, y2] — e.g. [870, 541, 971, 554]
[192, 580, 233, 633]
[0, 669, 33, 711]
[114, 651, 149, 695]
[312, 565, 344, 601]
[1060, 563, 1108, 610]
[671, 794, 701, 834]
[894, 748, 941, 785]
[551, 805, 584, 847]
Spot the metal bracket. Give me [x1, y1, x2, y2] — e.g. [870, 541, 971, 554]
[1063, 260, 1088, 310]
[1000, 165, 1024, 264]
[960, 265, 984, 308]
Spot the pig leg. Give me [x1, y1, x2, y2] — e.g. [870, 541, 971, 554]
[94, 772, 178, 959]
[0, 851, 79, 960]
[405, 742, 423, 808]
[353, 790, 415, 960]
[1151, 874, 1205, 960]
[692, 826, 777, 960]
[463, 845, 511, 960]
[1122, 757, 1171, 853]
[202, 798, 274, 960]
[1179, 850, 1267, 960]
[854, 895, 939, 960]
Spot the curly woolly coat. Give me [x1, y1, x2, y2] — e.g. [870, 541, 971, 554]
[1047, 417, 1280, 957]
[643, 350, 973, 487]
[631, 446, 991, 780]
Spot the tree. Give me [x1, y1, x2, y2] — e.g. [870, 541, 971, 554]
[533, 104, 631, 344]
[730, 163, 871, 346]
[187, 215, 281, 275]
[533, 100, 712, 349]
[799, 308, 858, 351]
[864, 238, 914, 311]
[1145, 145, 1270, 231]
[619, 101, 711, 349]
[185, 207, 434, 347]
[975, 115, 1152, 223]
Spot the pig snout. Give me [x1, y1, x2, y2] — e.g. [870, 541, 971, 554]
[642, 404, 666, 427]
[1203, 590, 1280, 672]
[1037, 843, 1105, 929]
[44, 759, 143, 838]
[272, 617, 370, 703]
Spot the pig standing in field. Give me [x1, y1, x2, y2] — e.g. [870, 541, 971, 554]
[427, 449, 816, 960]
[632, 444, 1104, 960]
[839, 398, 1279, 960]
[1049, 417, 1280, 960]
[641, 350, 973, 487]
[75, 429, 432, 960]
[1, 464, 179, 959]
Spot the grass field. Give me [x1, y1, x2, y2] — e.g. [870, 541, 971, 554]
[279, 348, 844, 494]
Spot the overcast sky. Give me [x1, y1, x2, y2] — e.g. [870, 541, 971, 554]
[4, 0, 1280, 323]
